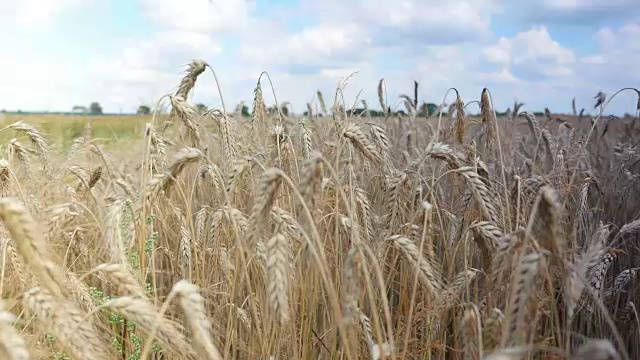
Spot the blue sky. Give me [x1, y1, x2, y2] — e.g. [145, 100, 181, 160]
[1, 0, 639, 115]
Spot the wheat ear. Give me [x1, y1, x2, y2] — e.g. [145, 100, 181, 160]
[101, 296, 196, 359]
[252, 79, 268, 130]
[24, 287, 114, 360]
[145, 147, 203, 203]
[300, 124, 313, 160]
[172, 280, 223, 360]
[96, 263, 146, 298]
[377, 79, 386, 114]
[312, 91, 325, 114]
[462, 304, 483, 360]
[299, 153, 323, 216]
[455, 93, 467, 144]
[389, 235, 443, 297]
[6, 121, 50, 168]
[456, 166, 502, 226]
[0, 198, 65, 298]
[246, 168, 284, 247]
[480, 88, 496, 155]
[501, 252, 544, 347]
[176, 60, 207, 99]
[566, 224, 610, 319]
[7, 139, 32, 176]
[210, 110, 238, 160]
[266, 223, 290, 325]
[385, 170, 409, 231]
[342, 124, 384, 166]
[342, 247, 363, 322]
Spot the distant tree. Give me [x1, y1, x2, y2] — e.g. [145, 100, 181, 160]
[347, 108, 366, 117]
[235, 101, 245, 114]
[417, 102, 439, 116]
[72, 105, 88, 113]
[195, 103, 208, 114]
[427, 103, 439, 116]
[281, 104, 290, 117]
[137, 105, 151, 115]
[89, 102, 103, 115]
[241, 104, 250, 117]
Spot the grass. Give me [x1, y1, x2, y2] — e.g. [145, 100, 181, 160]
[0, 60, 638, 360]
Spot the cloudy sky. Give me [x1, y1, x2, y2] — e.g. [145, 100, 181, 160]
[1, 0, 639, 115]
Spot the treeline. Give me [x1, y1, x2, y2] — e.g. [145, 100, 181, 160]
[302, 105, 512, 118]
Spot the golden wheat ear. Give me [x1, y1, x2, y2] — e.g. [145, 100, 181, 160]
[388, 235, 443, 298]
[0, 197, 66, 298]
[175, 60, 207, 99]
[172, 280, 223, 360]
[100, 295, 197, 359]
[24, 287, 115, 360]
[266, 227, 290, 325]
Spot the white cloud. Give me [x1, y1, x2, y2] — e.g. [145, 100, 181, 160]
[0, 0, 81, 26]
[477, 68, 518, 84]
[578, 23, 640, 93]
[300, 0, 496, 45]
[353, 0, 490, 31]
[320, 66, 368, 80]
[540, 0, 635, 11]
[0, 54, 89, 111]
[141, 0, 254, 33]
[0, 29, 225, 113]
[241, 22, 372, 68]
[505, 0, 639, 24]
[483, 26, 575, 81]
[542, 0, 579, 10]
[594, 23, 640, 52]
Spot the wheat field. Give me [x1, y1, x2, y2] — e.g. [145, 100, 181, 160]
[0, 60, 638, 360]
